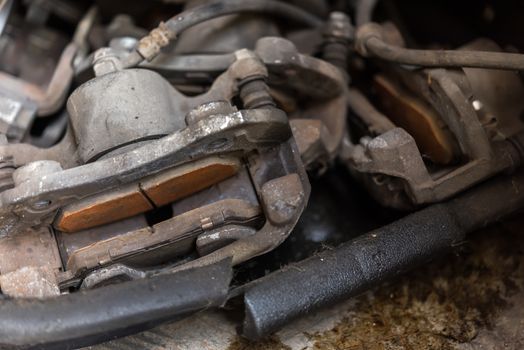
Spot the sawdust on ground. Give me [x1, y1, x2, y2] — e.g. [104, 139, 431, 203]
[310, 220, 524, 350]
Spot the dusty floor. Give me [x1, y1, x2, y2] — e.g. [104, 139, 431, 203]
[91, 217, 524, 350]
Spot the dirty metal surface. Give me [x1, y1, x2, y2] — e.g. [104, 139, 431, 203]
[88, 170, 524, 350]
[87, 217, 524, 350]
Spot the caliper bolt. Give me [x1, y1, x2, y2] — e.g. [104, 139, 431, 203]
[0, 135, 14, 192]
[232, 49, 275, 109]
[322, 12, 354, 72]
[93, 48, 123, 76]
[238, 75, 275, 110]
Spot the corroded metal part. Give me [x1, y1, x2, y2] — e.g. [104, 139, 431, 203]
[0, 107, 291, 237]
[345, 22, 524, 208]
[64, 198, 261, 278]
[142, 36, 349, 169]
[0, 227, 62, 298]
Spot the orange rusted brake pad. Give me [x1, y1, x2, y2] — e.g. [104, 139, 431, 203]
[54, 156, 241, 233]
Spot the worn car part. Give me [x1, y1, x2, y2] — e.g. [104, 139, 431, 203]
[143, 35, 349, 170]
[0, 40, 309, 296]
[96, 0, 348, 171]
[344, 22, 524, 209]
[2, 0, 524, 348]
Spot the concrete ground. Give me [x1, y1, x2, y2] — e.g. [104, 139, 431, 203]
[89, 216, 524, 350]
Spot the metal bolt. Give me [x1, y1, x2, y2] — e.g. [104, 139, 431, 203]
[93, 48, 123, 76]
[238, 76, 275, 109]
[322, 12, 354, 72]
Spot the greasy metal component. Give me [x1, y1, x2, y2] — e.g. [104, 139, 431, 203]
[373, 74, 459, 164]
[0, 43, 77, 116]
[239, 77, 275, 109]
[140, 36, 348, 169]
[196, 225, 257, 256]
[255, 37, 348, 168]
[0, 107, 291, 237]
[56, 215, 148, 271]
[55, 166, 259, 288]
[260, 174, 304, 226]
[0, 28, 309, 309]
[0, 127, 80, 170]
[163, 139, 310, 273]
[241, 169, 524, 339]
[68, 68, 186, 162]
[289, 119, 331, 170]
[322, 12, 353, 72]
[0, 47, 297, 238]
[64, 198, 261, 278]
[234, 49, 275, 109]
[80, 264, 147, 289]
[345, 23, 524, 208]
[356, 22, 524, 71]
[12, 160, 64, 187]
[347, 127, 523, 205]
[0, 259, 232, 349]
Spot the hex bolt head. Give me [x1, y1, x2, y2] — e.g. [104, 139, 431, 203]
[93, 48, 123, 76]
[324, 12, 354, 41]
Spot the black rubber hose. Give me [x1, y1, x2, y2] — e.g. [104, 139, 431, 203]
[164, 0, 322, 35]
[123, 0, 323, 67]
[242, 170, 524, 339]
[356, 24, 524, 71]
[0, 259, 232, 349]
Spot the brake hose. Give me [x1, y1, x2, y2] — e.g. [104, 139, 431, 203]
[122, 0, 323, 68]
[356, 23, 524, 71]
